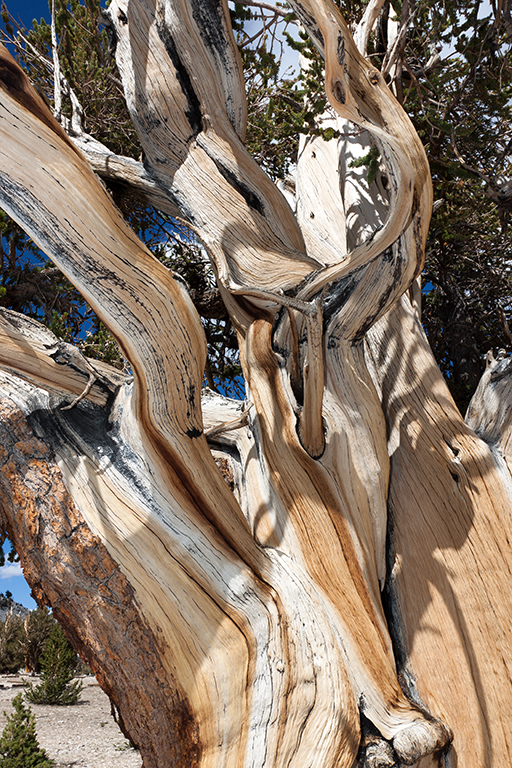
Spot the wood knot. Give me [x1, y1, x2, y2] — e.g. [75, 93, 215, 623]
[117, 9, 128, 24]
[332, 79, 346, 104]
[368, 70, 380, 85]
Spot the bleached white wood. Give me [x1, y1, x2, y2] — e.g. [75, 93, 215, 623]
[366, 296, 512, 767]
[0, 0, 511, 764]
[71, 133, 182, 218]
[465, 351, 512, 478]
[0, 308, 127, 406]
[353, 0, 387, 54]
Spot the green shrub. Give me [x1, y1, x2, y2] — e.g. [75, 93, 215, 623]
[25, 625, 82, 706]
[0, 693, 54, 767]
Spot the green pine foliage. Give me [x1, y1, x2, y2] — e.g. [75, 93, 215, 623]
[0, 607, 61, 675]
[25, 625, 82, 706]
[0, 613, 24, 675]
[349, 147, 382, 185]
[22, 609, 55, 676]
[0, 693, 54, 768]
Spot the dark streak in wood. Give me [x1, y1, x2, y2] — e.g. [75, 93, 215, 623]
[189, 0, 241, 132]
[202, 147, 265, 216]
[322, 270, 362, 326]
[101, 9, 117, 56]
[155, 23, 203, 137]
[337, 33, 345, 66]
[286, 0, 325, 53]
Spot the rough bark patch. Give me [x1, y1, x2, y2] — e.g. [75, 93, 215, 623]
[0, 395, 201, 768]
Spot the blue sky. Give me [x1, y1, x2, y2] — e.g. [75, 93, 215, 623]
[1, 554, 37, 608]
[14, 0, 50, 26]
[3, 0, 49, 609]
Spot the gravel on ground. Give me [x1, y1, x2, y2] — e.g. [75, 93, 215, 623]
[0, 675, 143, 768]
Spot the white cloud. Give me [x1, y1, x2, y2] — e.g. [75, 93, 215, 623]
[0, 563, 23, 579]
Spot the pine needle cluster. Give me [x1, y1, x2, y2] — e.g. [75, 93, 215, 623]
[0, 693, 53, 768]
[25, 625, 82, 706]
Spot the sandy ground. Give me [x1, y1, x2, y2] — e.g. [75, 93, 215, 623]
[0, 675, 143, 768]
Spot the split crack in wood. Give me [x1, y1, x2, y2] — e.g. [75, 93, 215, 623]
[229, 283, 328, 458]
[204, 401, 253, 439]
[47, 342, 118, 410]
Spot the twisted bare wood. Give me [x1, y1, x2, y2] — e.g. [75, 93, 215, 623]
[0, 0, 511, 766]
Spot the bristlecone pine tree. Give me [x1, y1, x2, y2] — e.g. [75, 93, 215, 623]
[0, 612, 24, 674]
[0, 0, 511, 766]
[25, 624, 82, 705]
[0, 693, 54, 768]
[22, 608, 55, 675]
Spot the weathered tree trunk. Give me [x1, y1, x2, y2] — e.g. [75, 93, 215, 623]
[0, 0, 511, 766]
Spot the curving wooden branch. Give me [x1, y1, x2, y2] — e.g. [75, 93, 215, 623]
[0, 0, 511, 766]
[0, 308, 127, 406]
[465, 349, 512, 477]
[71, 132, 182, 218]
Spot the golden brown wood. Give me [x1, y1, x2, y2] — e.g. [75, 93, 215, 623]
[0, 0, 510, 765]
[367, 296, 512, 767]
